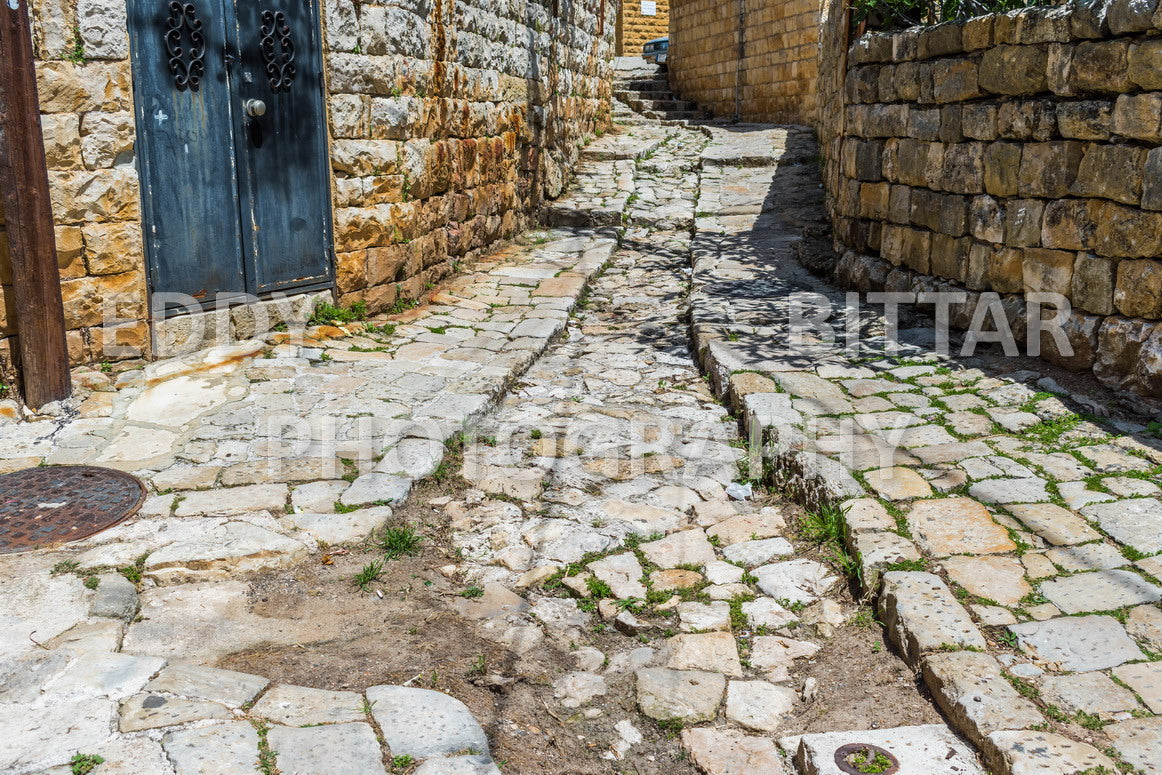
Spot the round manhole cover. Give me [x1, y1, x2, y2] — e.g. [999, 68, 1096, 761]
[0, 465, 146, 554]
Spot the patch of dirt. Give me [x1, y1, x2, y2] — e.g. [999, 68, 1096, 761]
[771, 503, 945, 738]
[216, 475, 699, 775]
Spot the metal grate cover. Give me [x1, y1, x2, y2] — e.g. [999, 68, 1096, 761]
[0, 466, 146, 554]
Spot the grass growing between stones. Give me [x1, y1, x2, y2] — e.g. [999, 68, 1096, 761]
[799, 502, 863, 589]
[251, 720, 279, 775]
[309, 300, 369, 326]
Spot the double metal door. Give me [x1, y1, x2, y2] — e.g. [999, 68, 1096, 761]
[129, 0, 333, 311]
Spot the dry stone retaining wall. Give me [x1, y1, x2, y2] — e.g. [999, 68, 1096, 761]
[1, 0, 612, 384]
[668, 0, 820, 124]
[821, 0, 1162, 396]
[617, 0, 669, 56]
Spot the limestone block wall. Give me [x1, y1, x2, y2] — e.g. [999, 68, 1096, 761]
[668, 0, 820, 124]
[325, 0, 615, 311]
[820, 1, 1162, 396]
[4, 0, 612, 379]
[28, 0, 146, 369]
[617, 0, 669, 56]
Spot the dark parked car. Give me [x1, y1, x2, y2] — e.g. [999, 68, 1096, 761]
[642, 37, 668, 66]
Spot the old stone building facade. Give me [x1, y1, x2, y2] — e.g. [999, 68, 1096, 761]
[667, 0, 820, 123]
[0, 0, 613, 387]
[617, 0, 668, 57]
[819, 2, 1162, 395]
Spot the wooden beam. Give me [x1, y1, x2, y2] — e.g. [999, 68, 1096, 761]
[0, 0, 71, 408]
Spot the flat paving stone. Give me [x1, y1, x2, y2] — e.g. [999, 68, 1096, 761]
[173, 484, 289, 517]
[640, 529, 717, 569]
[751, 559, 837, 604]
[1081, 498, 1162, 554]
[665, 632, 743, 676]
[1039, 569, 1162, 614]
[0, 695, 116, 772]
[677, 601, 732, 632]
[941, 556, 1030, 607]
[1044, 542, 1129, 571]
[969, 478, 1051, 505]
[681, 727, 786, 774]
[1009, 615, 1145, 672]
[984, 730, 1116, 774]
[906, 498, 1016, 557]
[740, 597, 799, 629]
[864, 466, 933, 500]
[1112, 661, 1162, 714]
[119, 692, 231, 732]
[1105, 717, 1162, 774]
[162, 721, 260, 775]
[267, 722, 386, 775]
[1005, 503, 1101, 546]
[706, 512, 786, 545]
[44, 651, 166, 700]
[1037, 672, 1141, 716]
[795, 724, 985, 775]
[250, 684, 364, 726]
[340, 473, 412, 507]
[725, 679, 796, 732]
[635, 668, 725, 723]
[721, 537, 793, 566]
[366, 685, 491, 761]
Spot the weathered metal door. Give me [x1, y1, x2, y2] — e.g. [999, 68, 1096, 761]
[128, 0, 332, 310]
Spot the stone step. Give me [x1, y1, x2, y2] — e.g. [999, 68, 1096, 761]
[617, 78, 669, 91]
[632, 99, 698, 112]
[644, 110, 704, 122]
[615, 88, 673, 101]
[546, 203, 624, 228]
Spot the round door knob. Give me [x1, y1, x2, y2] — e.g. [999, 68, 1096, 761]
[244, 99, 267, 117]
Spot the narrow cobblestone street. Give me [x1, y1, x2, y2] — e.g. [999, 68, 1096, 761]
[2, 84, 1162, 775]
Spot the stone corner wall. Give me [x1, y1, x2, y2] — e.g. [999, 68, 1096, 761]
[668, 0, 821, 125]
[820, 0, 1162, 396]
[618, 0, 669, 56]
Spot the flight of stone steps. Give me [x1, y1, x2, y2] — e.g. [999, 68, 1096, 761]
[613, 61, 708, 125]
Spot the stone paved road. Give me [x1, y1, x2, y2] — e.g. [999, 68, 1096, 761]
[2, 92, 1161, 774]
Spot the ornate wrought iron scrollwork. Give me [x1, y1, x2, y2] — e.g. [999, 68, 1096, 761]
[164, 1, 206, 91]
[259, 10, 296, 92]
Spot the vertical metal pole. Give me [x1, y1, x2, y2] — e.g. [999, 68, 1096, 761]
[0, 0, 72, 407]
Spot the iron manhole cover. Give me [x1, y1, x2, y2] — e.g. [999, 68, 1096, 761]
[0, 465, 146, 554]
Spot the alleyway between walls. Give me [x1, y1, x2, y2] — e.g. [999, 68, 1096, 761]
[1, 83, 1161, 775]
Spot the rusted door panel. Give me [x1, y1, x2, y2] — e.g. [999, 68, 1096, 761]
[231, 0, 333, 294]
[128, 0, 247, 308]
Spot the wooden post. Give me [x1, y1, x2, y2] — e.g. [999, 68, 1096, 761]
[0, 0, 72, 408]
